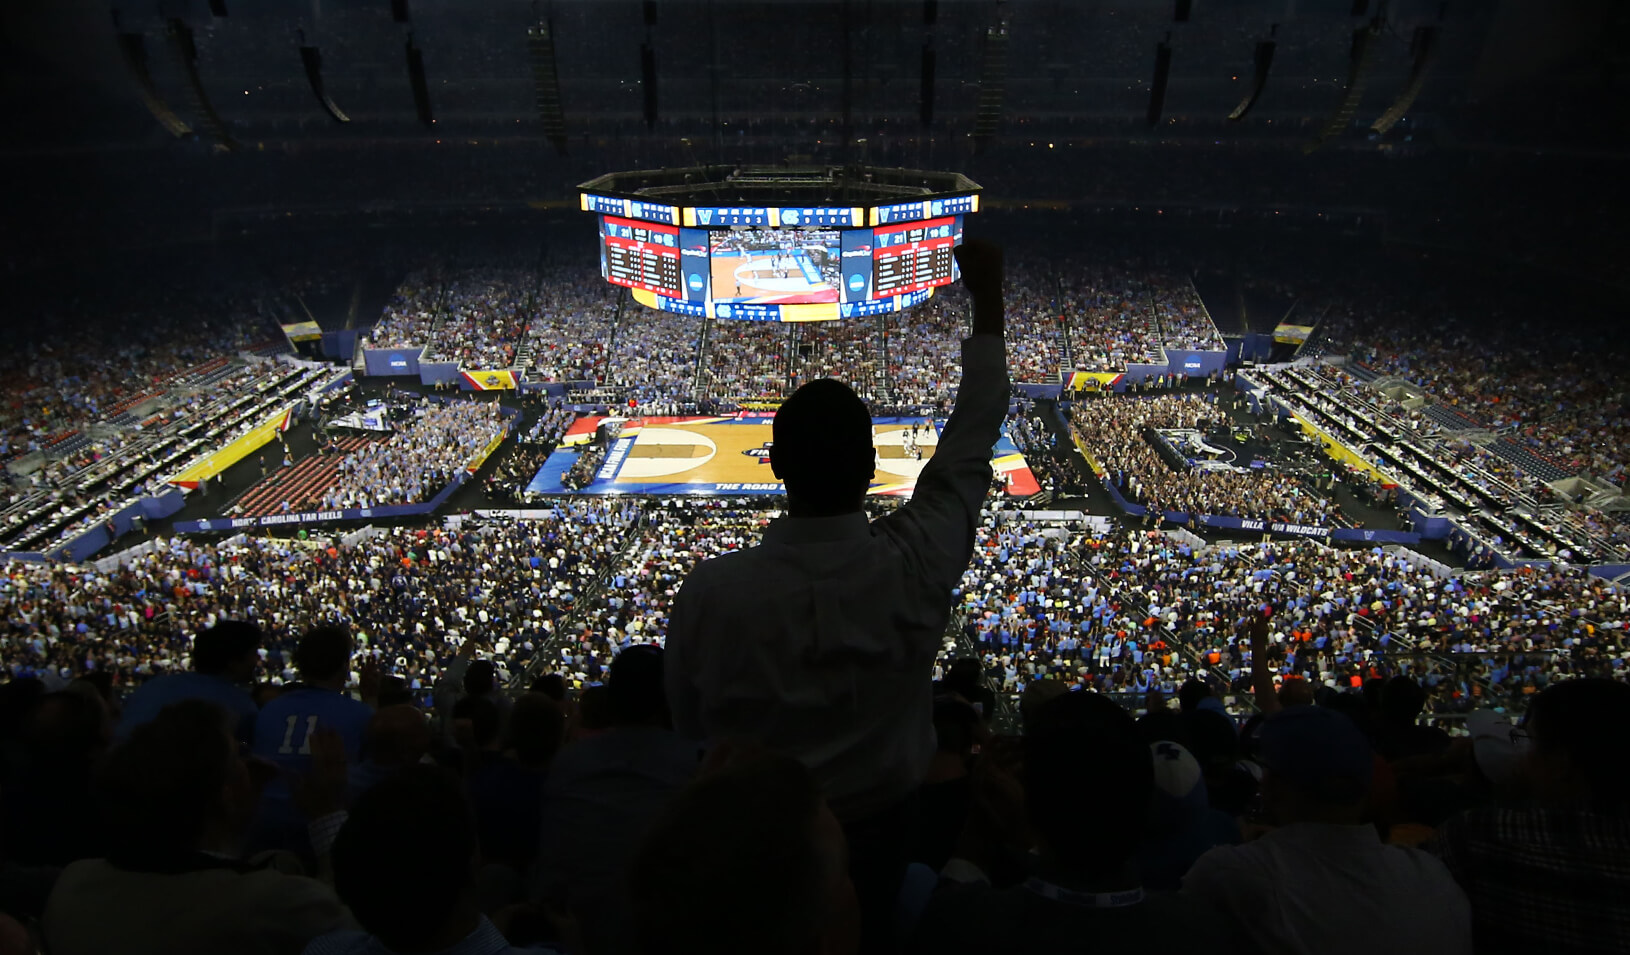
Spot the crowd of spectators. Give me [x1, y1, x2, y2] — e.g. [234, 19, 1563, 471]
[367, 270, 442, 349]
[424, 270, 533, 368]
[0, 507, 636, 694]
[1311, 279, 1630, 486]
[794, 321, 884, 403]
[701, 321, 789, 401]
[1057, 258, 1165, 372]
[319, 399, 507, 509]
[886, 298, 965, 411]
[4, 534, 1625, 954]
[527, 268, 620, 384]
[1003, 262, 1067, 382]
[600, 313, 702, 399]
[1072, 392, 1341, 526]
[1148, 269, 1222, 351]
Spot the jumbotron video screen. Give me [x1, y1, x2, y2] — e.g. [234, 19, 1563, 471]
[585, 181, 978, 322]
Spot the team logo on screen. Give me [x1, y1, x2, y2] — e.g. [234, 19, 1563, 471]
[698, 209, 714, 225]
[717, 304, 733, 318]
[780, 209, 801, 225]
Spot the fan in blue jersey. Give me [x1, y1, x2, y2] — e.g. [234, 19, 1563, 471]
[250, 625, 376, 857]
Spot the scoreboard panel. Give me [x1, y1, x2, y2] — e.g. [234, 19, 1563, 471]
[872, 217, 960, 298]
[599, 216, 683, 299]
[586, 186, 976, 321]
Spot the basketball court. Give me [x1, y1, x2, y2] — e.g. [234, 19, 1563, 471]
[709, 241, 841, 304]
[528, 414, 1040, 497]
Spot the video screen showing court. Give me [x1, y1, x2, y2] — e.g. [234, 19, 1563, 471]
[708, 228, 841, 305]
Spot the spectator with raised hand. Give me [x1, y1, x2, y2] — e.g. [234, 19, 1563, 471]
[1428, 679, 1630, 954]
[42, 700, 350, 955]
[116, 619, 262, 744]
[629, 751, 860, 955]
[1182, 705, 1471, 955]
[666, 238, 1009, 953]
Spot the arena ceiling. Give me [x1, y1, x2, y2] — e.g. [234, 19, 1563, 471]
[2, 0, 1623, 152]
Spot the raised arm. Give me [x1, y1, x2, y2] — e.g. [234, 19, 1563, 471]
[880, 240, 1010, 590]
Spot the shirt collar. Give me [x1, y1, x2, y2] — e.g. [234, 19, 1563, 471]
[762, 512, 871, 545]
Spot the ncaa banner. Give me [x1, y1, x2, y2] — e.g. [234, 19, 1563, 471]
[462, 369, 517, 391]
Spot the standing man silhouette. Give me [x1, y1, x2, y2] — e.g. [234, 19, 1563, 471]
[666, 239, 1008, 952]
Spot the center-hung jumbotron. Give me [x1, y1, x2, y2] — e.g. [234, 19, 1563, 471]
[580, 165, 981, 323]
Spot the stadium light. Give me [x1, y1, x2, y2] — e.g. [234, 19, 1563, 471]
[406, 34, 433, 127]
[1305, 20, 1382, 153]
[112, 12, 192, 138]
[165, 18, 238, 150]
[1147, 37, 1172, 127]
[299, 41, 351, 124]
[1228, 29, 1277, 122]
[1370, 25, 1438, 135]
[528, 21, 568, 154]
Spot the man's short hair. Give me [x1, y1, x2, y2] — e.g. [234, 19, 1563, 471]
[1023, 693, 1152, 874]
[192, 621, 262, 675]
[293, 625, 352, 682]
[506, 693, 564, 768]
[1526, 678, 1630, 810]
[1177, 678, 1212, 713]
[98, 700, 235, 864]
[631, 753, 836, 955]
[770, 379, 874, 511]
[529, 673, 567, 702]
[464, 659, 496, 697]
[332, 766, 475, 951]
[932, 698, 980, 756]
[608, 644, 667, 727]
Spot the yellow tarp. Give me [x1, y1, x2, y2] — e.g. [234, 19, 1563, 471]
[1285, 410, 1396, 484]
[168, 406, 291, 488]
[1273, 324, 1315, 345]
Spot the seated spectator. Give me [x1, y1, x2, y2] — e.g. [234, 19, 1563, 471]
[1429, 679, 1630, 955]
[1182, 705, 1471, 954]
[314, 764, 562, 955]
[117, 620, 262, 743]
[42, 700, 349, 955]
[533, 645, 701, 955]
[630, 751, 860, 955]
[912, 692, 1228, 955]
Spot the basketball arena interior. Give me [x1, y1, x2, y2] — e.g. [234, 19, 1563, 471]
[1, 1, 1627, 952]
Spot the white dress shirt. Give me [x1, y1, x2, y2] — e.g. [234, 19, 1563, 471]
[1181, 821, 1472, 955]
[666, 335, 1009, 821]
